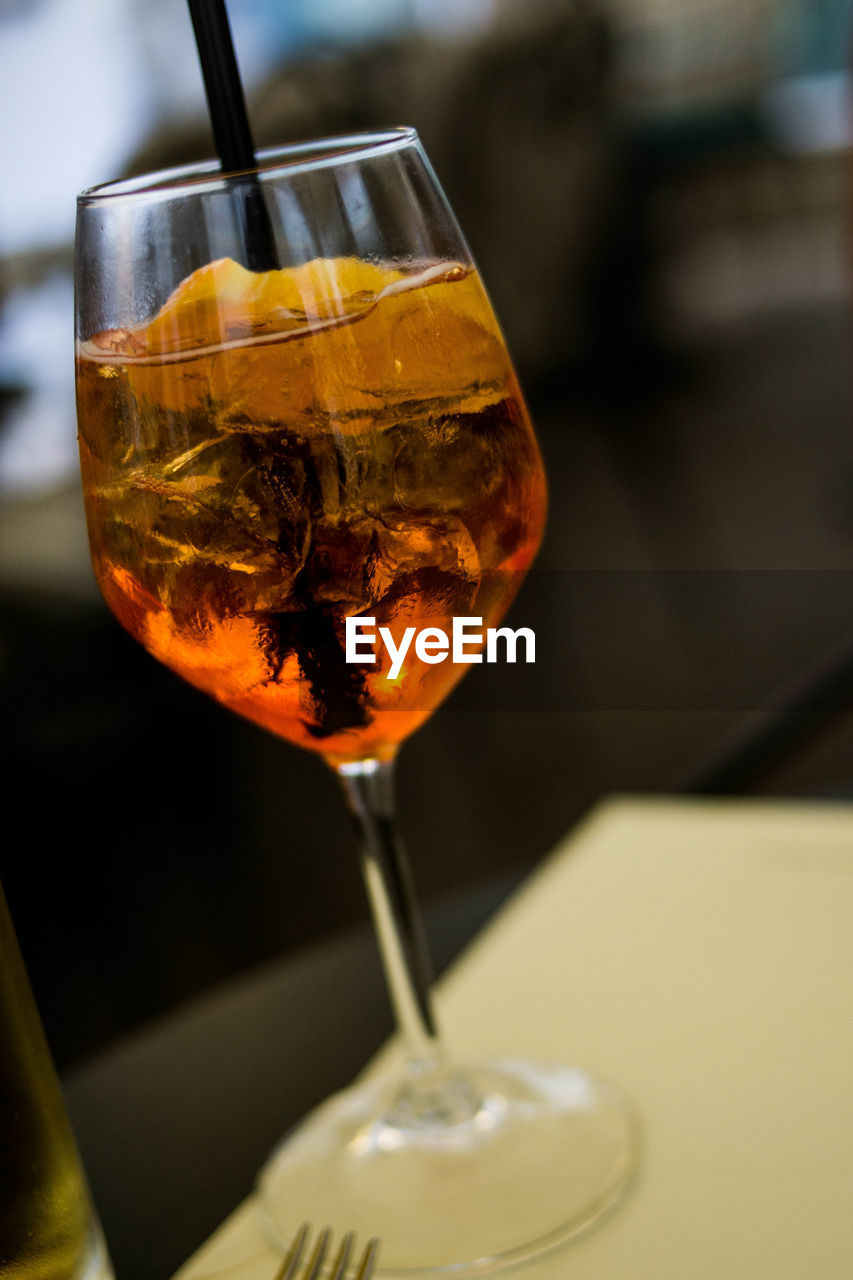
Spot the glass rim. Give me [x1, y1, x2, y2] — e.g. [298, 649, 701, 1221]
[77, 127, 420, 206]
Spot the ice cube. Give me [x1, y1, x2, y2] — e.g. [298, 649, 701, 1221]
[100, 466, 305, 625]
[385, 396, 539, 568]
[365, 513, 480, 612]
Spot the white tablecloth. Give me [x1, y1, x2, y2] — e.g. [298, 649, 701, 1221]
[175, 795, 853, 1279]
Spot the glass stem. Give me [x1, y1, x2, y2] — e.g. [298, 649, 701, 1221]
[336, 757, 442, 1071]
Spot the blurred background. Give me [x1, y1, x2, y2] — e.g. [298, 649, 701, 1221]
[2, 0, 853, 1274]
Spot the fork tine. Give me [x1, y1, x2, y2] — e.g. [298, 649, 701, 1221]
[275, 1222, 310, 1280]
[328, 1231, 355, 1280]
[303, 1226, 332, 1280]
[274, 1223, 381, 1280]
[354, 1237, 381, 1280]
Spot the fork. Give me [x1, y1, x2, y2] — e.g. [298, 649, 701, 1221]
[275, 1222, 381, 1280]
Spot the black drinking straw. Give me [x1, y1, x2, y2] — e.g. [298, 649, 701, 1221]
[186, 0, 368, 734]
[187, 0, 278, 272]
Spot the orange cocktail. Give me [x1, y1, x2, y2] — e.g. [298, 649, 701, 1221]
[77, 256, 545, 761]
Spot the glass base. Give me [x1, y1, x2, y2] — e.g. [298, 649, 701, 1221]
[256, 1058, 638, 1276]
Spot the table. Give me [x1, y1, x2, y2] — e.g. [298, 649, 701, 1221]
[174, 796, 853, 1279]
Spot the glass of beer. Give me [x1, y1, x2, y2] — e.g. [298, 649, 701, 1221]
[75, 129, 636, 1275]
[1, 883, 114, 1280]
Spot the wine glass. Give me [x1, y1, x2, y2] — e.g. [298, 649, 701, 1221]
[75, 129, 636, 1275]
